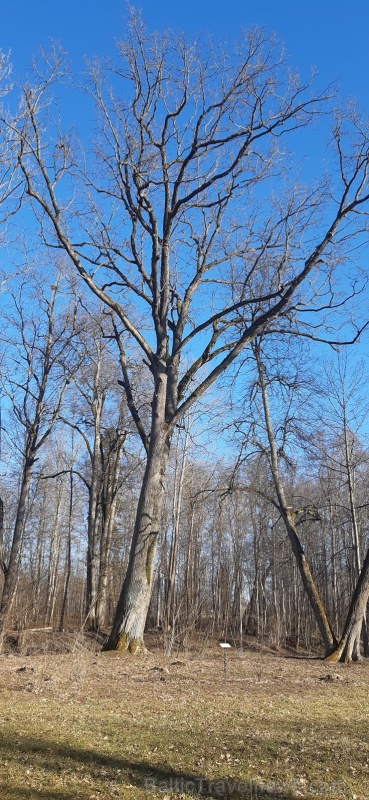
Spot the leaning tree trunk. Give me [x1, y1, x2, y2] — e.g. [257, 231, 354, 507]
[281, 509, 337, 654]
[104, 374, 171, 653]
[326, 544, 369, 662]
[255, 343, 337, 656]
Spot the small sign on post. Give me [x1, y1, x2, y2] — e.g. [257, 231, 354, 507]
[219, 642, 232, 684]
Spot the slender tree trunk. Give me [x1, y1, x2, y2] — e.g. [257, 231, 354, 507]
[165, 425, 188, 634]
[344, 424, 368, 658]
[0, 498, 5, 575]
[328, 499, 340, 633]
[85, 516, 99, 630]
[0, 457, 34, 632]
[32, 517, 45, 622]
[96, 507, 117, 630]
[246, 521, 261, 638]
[255, 344, 337, 655]
[46, 487, 63, 626]
[85, 398, 103, 630]
[59, 469, 73, 632]
[185, 505, 197, 623]
[96, 428, 126, 630]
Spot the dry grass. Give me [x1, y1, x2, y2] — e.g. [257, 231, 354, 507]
[0, 634, 367, 799]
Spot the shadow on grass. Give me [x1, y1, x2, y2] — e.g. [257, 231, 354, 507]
[0, 732, 306, 799]
[0, 790, 74, 800]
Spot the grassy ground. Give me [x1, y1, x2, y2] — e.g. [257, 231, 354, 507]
[0, 634, 367, 799]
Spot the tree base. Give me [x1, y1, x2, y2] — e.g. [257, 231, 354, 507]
[102, 631, 148, 654]
[325, 648, 362, 664]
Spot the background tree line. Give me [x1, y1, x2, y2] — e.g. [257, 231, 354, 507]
[0, 270, 368, 660]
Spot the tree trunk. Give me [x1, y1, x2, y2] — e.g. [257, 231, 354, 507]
[103, 372, 171, 652]
[326, 544, 369, 662]
[59, 469, 73, 632]
[96, 426, 126, 630]
[164, 425, 187, 636]
[0, 497, 5, 575]
[328, 500, 339, 634]
[255, 343, 337, 656]
[184, 507, 195, 623]
[344, 424, 368, 657]
[46, 485, 63, 626]
[85, 397, 103, 631]
[96, 507, 117, 630]
[0, 457, 34, 632]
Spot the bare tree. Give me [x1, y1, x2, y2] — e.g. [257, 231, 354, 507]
[7, 16, 369, 651]
[306, 355, 369, 656]
[163, 419, 189, 641]
[60, 312, 129, 631]
[0, 51, 21, 225]
[312, 356, 369, 662]
[232, 340, 369, 661]
[0, 272, 78, 632]
[249, 338, 337, 654]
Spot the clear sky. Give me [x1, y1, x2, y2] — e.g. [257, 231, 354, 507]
[1, 0, 369, 447]
[1, 0, 369, 112]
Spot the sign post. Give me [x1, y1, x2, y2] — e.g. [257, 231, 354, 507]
[219, 642, 232, 684]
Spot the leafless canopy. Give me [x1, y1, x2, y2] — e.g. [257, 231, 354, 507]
[5, 14, 369, 450]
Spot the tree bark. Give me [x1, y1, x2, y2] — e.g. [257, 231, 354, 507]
[103, 371, 171, 652]
[326, 545, 369, 662]
[96, 426, 126, 629]
[343, 424, 368, 658]
[59, 468, 73, 632]
[0, 457, 34, 632]
[164, 424, 188, 637]
[85, 395, 103, 631]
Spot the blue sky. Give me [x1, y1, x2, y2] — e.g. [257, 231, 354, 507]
[1, 0, 369, 452]
[2, 1, 369, 333]
[1, 0, 369, 113]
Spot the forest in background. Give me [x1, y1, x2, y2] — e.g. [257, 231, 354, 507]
[0, 268, 368, 657]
